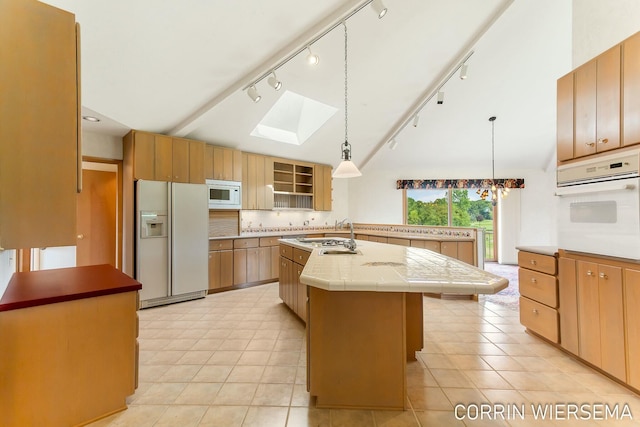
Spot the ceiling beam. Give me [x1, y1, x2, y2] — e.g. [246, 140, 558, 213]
[358, 0, 515, 171]
[166, 0, 367, 137]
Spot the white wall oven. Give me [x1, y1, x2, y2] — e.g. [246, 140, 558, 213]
[556, 149, 640, 260]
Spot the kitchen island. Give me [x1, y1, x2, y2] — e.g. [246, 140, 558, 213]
[0, 265, 142, 427]
[280, 238, 507, 410]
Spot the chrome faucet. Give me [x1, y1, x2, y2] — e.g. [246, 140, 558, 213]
[337, 218, 357, 251]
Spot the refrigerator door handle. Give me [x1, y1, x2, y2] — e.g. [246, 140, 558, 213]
[167, 182, 173, 297]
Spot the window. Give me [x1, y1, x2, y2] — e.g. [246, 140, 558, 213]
[406, 189, 496, 260]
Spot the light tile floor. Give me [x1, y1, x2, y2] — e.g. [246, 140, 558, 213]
[90, 282, 640, 426]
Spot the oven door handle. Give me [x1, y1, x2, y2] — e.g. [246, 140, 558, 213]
[555, 182, 636, 196]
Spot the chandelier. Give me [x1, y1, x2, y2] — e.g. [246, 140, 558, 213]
[478, 116, 510, 206]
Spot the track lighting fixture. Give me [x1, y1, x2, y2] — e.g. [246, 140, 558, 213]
[459, 64, 468, 80]
[412, 114, 420, 127]
[306, 47, 319, 65]
[437, 91, 444, 105]
[388, 139, 398, 150]
[370, 0, 388, 19]
[247, 85, 261, 103]
[267, 72, 282, 91]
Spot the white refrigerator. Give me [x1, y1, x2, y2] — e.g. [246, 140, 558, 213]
[136, 180, 208, 308]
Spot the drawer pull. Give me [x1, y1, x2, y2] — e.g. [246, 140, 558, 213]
[532, 308, 539, 315]
[530, 260, 537, 265]
[530, 278, 537, 283]
[586, 270, 594, 276]
[599, 272, 608, 279]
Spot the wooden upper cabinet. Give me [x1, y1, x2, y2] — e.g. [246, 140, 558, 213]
[623, 31, 640, 147]
[189, 140, 205, 184]
[154, 135, 173, 181]
[171, 138, 189, 183]
[132, 132, 155, 180]
[574, 45, 621, 158]
[556, 72, 574, 162]
[313, 164, 333, 211]
[0, 0, 79, 249]
[206, 145, 243, 181]
[595, 45, 621, 153]
[242, 153, 273, 210]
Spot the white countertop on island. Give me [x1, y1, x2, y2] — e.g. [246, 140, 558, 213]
[280, 239, 508, 294]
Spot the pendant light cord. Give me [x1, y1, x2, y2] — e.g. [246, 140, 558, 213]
[344, 22, 348, 146]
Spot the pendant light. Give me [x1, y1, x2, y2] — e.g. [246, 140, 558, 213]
[333, 22, 362, 178]
[478, 116, 509, 206]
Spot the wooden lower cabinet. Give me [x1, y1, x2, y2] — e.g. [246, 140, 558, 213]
[576, 261, 625, 381]
[233, 248, 247, 285]
[411, 240, 441, 253]
[279, 243, 308, 322]
[625, 269, 640, 389]
[518, 250, 559, 343]
[558, 257, 579, 354]
[208, 250, 233, 290]
[231, 237, 279, 287]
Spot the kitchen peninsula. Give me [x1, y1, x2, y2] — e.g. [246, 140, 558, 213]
[280, 238, 507, 410]
[0, 265, 141, 427]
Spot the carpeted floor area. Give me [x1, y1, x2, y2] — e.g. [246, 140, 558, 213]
[480, 262, 520, 311]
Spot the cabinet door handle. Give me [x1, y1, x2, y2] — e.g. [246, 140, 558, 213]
[585, 142, 596, 147]
[530, 278, 537, 283]
[597, 138, 609, 144]
[599, 272, 608, 279]
[586, 270, 594, 276]
[530, 260, 537, 265]
[532, 308, 539, 314]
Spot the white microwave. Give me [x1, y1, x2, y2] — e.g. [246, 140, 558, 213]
[206, 179, 242, 209]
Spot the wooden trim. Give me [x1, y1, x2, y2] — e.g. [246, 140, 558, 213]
[17, 249, 31, 272]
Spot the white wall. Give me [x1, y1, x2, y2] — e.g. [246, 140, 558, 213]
[82, 131, 123, 160]
[573, 0, 640, 67]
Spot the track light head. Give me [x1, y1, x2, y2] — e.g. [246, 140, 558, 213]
[437, 91, 444, 105]
[460, 64, 468, 80]
[412, 114, 420, 127]
[247, 85, 261, 103]
[306, 47, 319, 65]
[371, 0, 387, 19]
[388, 139, 398, 150]
[267, 72, 282, 91]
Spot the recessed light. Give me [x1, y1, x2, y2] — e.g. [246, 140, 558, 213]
[82, 115, 100, 122]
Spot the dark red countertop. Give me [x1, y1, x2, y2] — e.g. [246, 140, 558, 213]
[0, 264, 142, 312]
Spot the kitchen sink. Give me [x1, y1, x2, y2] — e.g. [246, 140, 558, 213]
[319, 249, 361, 255]
[297, 237, 349, 246]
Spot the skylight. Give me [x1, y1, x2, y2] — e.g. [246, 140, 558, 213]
[250, 90, 337, 145]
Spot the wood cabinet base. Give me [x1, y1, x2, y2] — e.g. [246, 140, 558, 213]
[307, 287, 423, 410]
[0, 292, 138, 427]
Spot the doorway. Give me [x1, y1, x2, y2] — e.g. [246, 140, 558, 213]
[76, 161, 121, 268]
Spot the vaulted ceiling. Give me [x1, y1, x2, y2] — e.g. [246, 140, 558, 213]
[42, 0, 572, 175]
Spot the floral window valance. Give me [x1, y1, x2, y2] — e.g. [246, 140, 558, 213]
[396, 178, 525, 190]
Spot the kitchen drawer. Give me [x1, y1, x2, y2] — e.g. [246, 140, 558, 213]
[411, 240, 441, 253]
[260, 236, 281, 247]
[388, 237, 410, 246]
[518, 251, 557, 275]
[280, 244, 293, 260]
[519, 296, 559, 343]
[234, 238, 259, 249]
[293, 248, 311, 265]
[519, 268, 558, 308]
[209, 239, 233, 251]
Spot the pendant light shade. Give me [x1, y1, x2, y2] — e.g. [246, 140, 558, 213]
[334, 141, 362, 178]
[333, 23, 361, 179]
